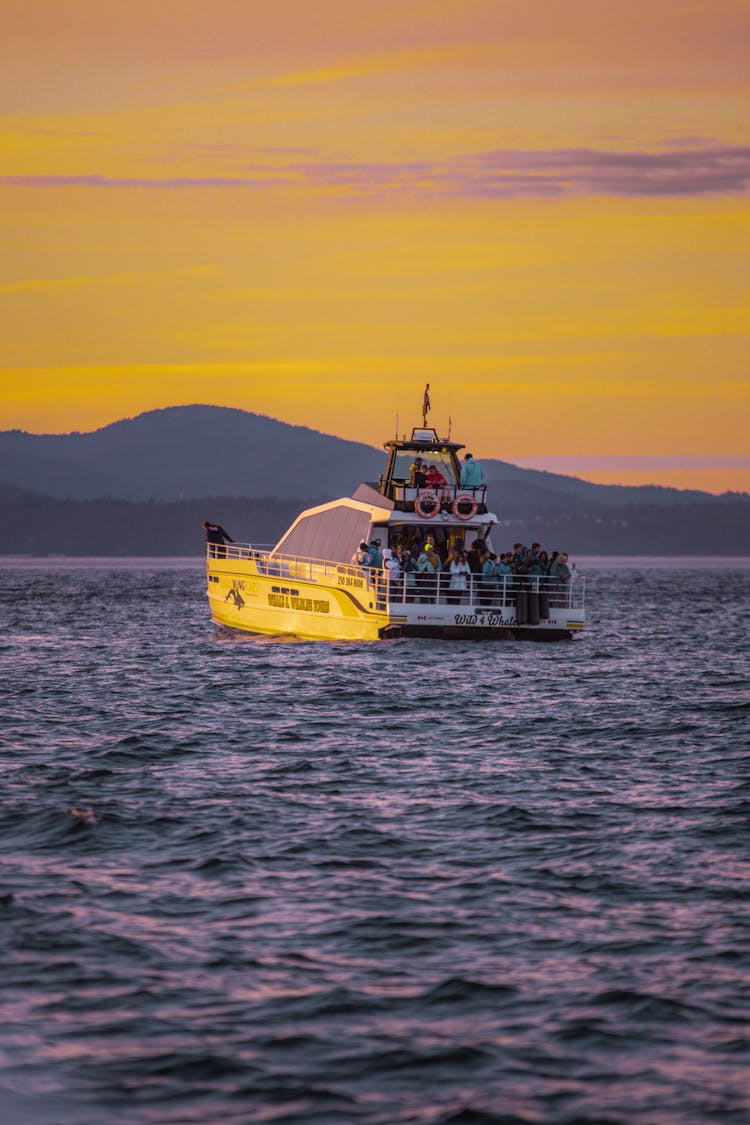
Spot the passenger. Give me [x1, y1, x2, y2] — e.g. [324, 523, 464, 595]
[424, 463, 448, 489]
[480, 552, 499, 606]
[551, 552, 572, 581]
[367, 539, 383, 569]
[467, 538, 486, 575]
[351, 540, 369, 567]
[549, 551, 571, 605]
[416, 542, 441, 603]
[445, 539, 465, 566]
[409, 457, 427, 488]
[496, 552, 514, 577]
[511, 543, 527, 573]
[380, 547, 400, 605]
[538, 550, 550, 574]
[460, 453, 484, 489]
[400, 546, 417, 602]
[448, 549, 471, 604]
[382, 547, 400, 579]
[202, 520, 234, 559]
[525, 547, 544, 578]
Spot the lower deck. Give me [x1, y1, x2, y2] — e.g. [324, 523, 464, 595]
[206, 544, 585, 642]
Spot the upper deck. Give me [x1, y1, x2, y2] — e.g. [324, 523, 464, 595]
[377, 426, 488, 514]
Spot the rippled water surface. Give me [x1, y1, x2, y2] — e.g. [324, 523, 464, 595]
[1, 558, 749, 1124]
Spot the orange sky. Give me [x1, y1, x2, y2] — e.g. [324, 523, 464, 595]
[1, 0, 748, 492]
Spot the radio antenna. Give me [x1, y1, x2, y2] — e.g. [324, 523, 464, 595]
[422, 382, 431, 427]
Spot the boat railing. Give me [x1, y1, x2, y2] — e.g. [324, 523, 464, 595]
[382, 571, 584, 610]
[207, 543, 584, 610]
[207, 542, 376, 586]
[385, 481, 488, 513]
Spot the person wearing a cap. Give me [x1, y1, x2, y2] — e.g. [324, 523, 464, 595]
[416, 541, 441, 603]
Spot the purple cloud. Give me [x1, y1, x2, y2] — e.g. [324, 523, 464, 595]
[4, 143, 749, 198]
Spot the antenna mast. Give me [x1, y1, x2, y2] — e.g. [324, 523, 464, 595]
[422, 382, 431, 427]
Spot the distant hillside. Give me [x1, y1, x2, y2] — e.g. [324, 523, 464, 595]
[1, 404, 745, 512]
[0, 487, 748, 557]
[0, 405, 384, 502]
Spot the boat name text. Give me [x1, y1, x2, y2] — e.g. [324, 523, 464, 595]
[268, 593, 330, 614]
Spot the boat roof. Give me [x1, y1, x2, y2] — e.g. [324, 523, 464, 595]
[383, 426, 464, 453]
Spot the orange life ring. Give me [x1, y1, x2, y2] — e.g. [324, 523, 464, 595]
[415, 490, 441, 518]
[452, 493, 478, 520]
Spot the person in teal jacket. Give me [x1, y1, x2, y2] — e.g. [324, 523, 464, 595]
[367, 540, 383, 569]
[480, 552, 499, 606]
[460, 453, 484, 489]
[416, 543, 441, 603]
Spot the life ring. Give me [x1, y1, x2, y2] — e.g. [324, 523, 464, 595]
[415, 490, 441, 518]
[452, 493, 478, 520]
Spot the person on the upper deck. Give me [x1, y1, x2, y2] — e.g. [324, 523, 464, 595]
[460, 453, 483, 490]
[425, 463, 448, 488]
[203, 521, 234, 558]
[409, 457, 427, 488]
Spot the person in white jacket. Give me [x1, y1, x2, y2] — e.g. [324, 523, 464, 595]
[448, 550, 471, 605]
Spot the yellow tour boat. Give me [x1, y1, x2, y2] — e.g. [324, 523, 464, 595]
[205, 395, 585, 642]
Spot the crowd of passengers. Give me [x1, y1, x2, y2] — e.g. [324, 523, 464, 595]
[350, 537, 574, 604]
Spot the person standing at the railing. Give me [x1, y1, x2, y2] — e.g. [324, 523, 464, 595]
[351, 541, 369, 568]
[416, 543, 441, 603]
[400, 546, 417, 602]
[202, 521, 234, 559]
[425, 463, 448, 488]
[367, 539, 383, 569]
[549, 552, 571, 605]
[467, 537, 487, 576]
[460, 453, 483, 490]
[480, 552, 500, 606]
[448, 550, 471, 605]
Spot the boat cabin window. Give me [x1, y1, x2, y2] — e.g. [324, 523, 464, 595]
[390, 448, 457, 485]
[387, 526, 486, 557]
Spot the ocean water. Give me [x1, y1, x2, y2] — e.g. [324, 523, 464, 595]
[1, 558, 749, 1125]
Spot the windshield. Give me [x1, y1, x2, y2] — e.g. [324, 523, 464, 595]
[392, 449, 458, 485]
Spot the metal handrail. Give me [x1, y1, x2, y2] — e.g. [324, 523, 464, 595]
[386, 481, 488, 508]
[383, 570, 584, 609]
[206, 543, 584, 610]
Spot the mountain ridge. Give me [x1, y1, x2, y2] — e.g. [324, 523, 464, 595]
[1, 403, 745, 507]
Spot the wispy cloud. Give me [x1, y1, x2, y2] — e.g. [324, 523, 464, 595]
[0, 266, 217, 295]
[4, 143, 750, 198]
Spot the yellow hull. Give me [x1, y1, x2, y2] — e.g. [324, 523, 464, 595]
[207, 556, 390, 642]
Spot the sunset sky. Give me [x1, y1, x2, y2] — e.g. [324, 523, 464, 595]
[1, 0, 748, 492]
